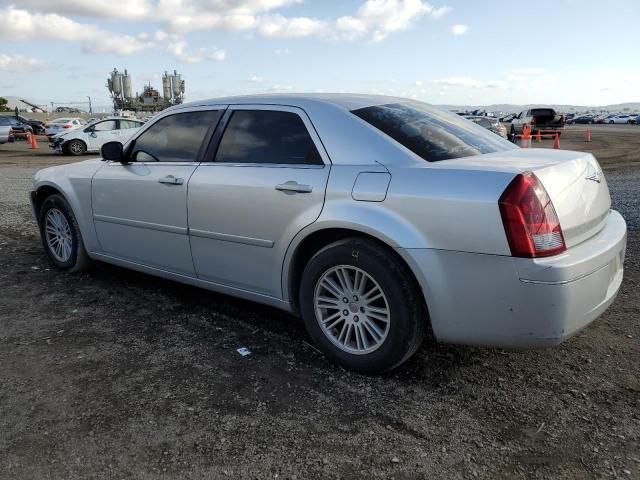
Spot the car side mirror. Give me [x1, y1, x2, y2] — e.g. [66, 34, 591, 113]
[101, 141, 126, 163]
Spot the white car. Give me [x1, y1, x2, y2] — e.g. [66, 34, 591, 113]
[44, 118, 85, 137]
[608, 115, 634, 124]
[49, 117, 145, 156]
[30, 95, 627, 373]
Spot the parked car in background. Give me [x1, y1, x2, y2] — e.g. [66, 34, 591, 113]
[44, 118, 85, 137]
[499, 113, 517, 123]
[510, 108, 565, 138]
[0, 125, 14, 144]
[633, 115, 640, 125]
[608, 114, 634, 124]
[568, 114, 595, 124]
[0, 115, 34, 137]
[464, 115, 508, 138]
[49, 117, 145, 156]
[30, 94, 626, 373]
[16, 115, 46, 135]
[563, 113, 576, 123]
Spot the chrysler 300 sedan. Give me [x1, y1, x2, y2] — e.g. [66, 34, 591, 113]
[31, 94, 627, 373]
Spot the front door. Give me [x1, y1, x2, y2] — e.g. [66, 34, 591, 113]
[86, 119, 119, 151]
[92, 108, 224, 275]
[188, 106, 330, 297]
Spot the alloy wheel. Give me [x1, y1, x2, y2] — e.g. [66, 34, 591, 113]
[44, 208, 73, 262]
[314, 265, 390, 355]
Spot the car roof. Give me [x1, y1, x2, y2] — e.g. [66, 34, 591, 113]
[174, 93, 410, 112]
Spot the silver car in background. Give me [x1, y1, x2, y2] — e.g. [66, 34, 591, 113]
[464, 115, 508, 138]
[30, 94, 626, 373]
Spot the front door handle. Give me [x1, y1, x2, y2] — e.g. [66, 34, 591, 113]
[275, 181, 313, 193]
[158, 175, 184, 185]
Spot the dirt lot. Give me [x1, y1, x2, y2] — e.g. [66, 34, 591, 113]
[1, 125, 639, 479]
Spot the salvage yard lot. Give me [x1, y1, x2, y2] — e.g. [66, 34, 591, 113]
[0, 124, 638, 479]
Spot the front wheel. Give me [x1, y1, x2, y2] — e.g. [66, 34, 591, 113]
[299, 239, 427, 373]
[66, 139, 86, 156]
[39, 194, 91, 272]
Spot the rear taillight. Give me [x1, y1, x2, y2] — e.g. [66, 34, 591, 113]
[63, 124, 72, 128]
[499, 172, 566, 258]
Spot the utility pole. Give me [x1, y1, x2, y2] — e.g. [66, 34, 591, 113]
[87, 96, 92, 114]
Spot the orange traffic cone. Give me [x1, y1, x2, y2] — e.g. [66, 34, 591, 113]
[553, 133, 560, 149]
[536, 130, 542, 142]
[29, 132, 39, 149]
[585, 128, 591, 142]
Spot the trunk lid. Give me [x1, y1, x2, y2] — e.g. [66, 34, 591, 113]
[440, 149, 611, 248]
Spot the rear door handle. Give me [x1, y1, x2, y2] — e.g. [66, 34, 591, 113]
[158, 175, 184, 185]
[275, 182, 313, 193]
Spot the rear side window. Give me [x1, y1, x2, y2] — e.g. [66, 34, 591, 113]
[120, 120, 143, 129]
[131, 110, 222, 162]
[352, 102, 516, 162]
[215, 110, 323, 165]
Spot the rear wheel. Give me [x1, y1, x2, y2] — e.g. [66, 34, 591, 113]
[66, 139, 86, 156]
[299, 238, 426, 373]
[39, 194, 90, 272]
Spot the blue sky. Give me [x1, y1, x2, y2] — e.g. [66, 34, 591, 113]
[1, 0, 638, 111]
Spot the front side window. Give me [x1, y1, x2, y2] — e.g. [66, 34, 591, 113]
[352, 102, 516, 162]
[93, 120, 117, 131]
[130, 110, 222, 162]
[215, 110, 323, 165]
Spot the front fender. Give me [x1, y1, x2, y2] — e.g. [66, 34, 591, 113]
[32, 159, 105, 253]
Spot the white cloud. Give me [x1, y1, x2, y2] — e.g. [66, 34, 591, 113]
[451, 24, 468, 35]
[257, 14, 327, 38]
[249, 75, 264, 82]
[166, 38, 227, 63]
[0, 6, 153, 55]
[336, 0, 444, 42]
[18, 0, 153, 19]
[510, 67, 546, 76]
[0, 53, 45, 72]
[433, 76, 505, 89]
[430, 6, 451, 18]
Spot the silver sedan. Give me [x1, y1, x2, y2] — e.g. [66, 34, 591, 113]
[31, 95, 627, 373]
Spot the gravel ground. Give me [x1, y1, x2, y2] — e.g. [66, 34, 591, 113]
[0, 131, 639, 479]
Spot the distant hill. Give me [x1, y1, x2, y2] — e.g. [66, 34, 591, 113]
[439, 102, 640, 114]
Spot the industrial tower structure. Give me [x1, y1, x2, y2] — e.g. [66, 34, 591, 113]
[107, 68, 185, 113]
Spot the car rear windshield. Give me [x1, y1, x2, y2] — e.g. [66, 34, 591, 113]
[351, 102, 516, 162]
[530, 108, 555, 116]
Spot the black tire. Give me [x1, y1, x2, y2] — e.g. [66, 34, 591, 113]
[38, 194, 91, 272]
[299, 238, 427, 374]
[66, 139, 87, 156]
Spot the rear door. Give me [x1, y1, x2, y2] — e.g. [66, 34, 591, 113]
[188, 105, 331, 298]
[92, 107, 224, 275]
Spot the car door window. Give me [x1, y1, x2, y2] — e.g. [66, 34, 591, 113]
[93, 120, 117, 131]
[119, 120, 143, 130]
[130, 110, 222, 162]
[215, 110, 323, 165]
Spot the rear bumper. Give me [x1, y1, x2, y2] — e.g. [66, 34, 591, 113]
[401, 210, 627, 347]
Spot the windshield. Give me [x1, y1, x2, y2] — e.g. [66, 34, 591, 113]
[352, 101, 516, 162]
